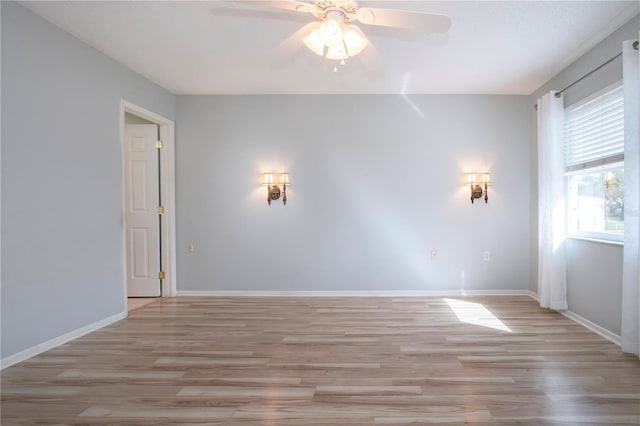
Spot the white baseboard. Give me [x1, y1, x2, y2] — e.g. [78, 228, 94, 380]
[1, 311, 126, 370]
[177, 289, 534, 297]
[525, 290, 539, 300]
[559, 310, 621, 346]
[523, 291, 620, 346]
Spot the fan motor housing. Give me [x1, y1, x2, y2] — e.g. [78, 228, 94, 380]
[313, 0, 359, 20]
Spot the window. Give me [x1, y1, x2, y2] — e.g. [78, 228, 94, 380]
[564, 84, 624, 241]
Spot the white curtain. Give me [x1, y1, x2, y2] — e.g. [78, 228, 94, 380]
[621, 38, 640, 357]
[537, 92, 568, 311]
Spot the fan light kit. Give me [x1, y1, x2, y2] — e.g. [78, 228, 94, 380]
[236, 0, 451, 70]
[302, 10, 368, 63]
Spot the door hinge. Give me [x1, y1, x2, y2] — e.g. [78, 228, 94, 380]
[158, 271, 166, 280]
[156, 140, 163, 149]
[157, 205, 165, 215]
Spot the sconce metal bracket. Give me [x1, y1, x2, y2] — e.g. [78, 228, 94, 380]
[267, 185, 281, 205]
[470, 184, 483, 204]
[270, 186, 281, 200]
[470, 184, 488, 204]
[263, 172, 289, 206]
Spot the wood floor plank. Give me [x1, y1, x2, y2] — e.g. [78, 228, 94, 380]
[2, 296, 639, 425]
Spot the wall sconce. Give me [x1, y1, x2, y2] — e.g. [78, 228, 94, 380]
[263, 172, 290, 205]
[467, 172, 490, 204]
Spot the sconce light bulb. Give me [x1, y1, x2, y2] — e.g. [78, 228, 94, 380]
[263, 172, 274, 186]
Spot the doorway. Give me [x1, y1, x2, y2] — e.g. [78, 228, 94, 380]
[124, 119, 161, 297]
[120, 100, 176, 312]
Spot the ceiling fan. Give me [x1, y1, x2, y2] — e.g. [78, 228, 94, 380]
[229, 0, 451, 68]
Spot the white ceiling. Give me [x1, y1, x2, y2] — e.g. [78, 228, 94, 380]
[22, 1, 639, 95]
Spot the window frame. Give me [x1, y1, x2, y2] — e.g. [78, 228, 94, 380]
[563, 81, 624, 243]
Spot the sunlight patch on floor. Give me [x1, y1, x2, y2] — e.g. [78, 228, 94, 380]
[444, 298, 512, 332]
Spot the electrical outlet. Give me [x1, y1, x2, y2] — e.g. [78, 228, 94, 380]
[431, 249, 438, 261]
[483, 251, 490, 261]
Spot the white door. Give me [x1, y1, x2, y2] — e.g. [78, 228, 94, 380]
[124, 124, 161, 297]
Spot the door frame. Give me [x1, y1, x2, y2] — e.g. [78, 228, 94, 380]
[119, 99, 176, 307]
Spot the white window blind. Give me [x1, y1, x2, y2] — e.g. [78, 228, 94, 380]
[564, 85, 624, 172]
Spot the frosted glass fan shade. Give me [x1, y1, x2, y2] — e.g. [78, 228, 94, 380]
[326, 44, 348, 60]
[302, 27, 325, 56]
[343, 25, 368, 57]
[318, 19, 344, 47]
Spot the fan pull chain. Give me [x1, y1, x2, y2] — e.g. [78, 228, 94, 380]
[334, 59, 347, 73]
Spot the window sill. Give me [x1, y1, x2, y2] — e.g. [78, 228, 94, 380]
[566, 235, 624, 246]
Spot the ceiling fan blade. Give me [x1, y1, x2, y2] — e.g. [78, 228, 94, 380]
[356, 42, 385, 77]
[355, 8, 451, 33]
[211, 4, 311, 23]
[235, 1, 320, 14]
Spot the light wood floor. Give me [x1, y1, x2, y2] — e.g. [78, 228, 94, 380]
[2, 296, 639, 425]
[127, 297, 159, 312]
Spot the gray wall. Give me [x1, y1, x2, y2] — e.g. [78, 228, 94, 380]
[1, 2, 175, 359]
[565, 239, 623, 334]
[529, 15, 639, 335]
[176, 95, 531, 292]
